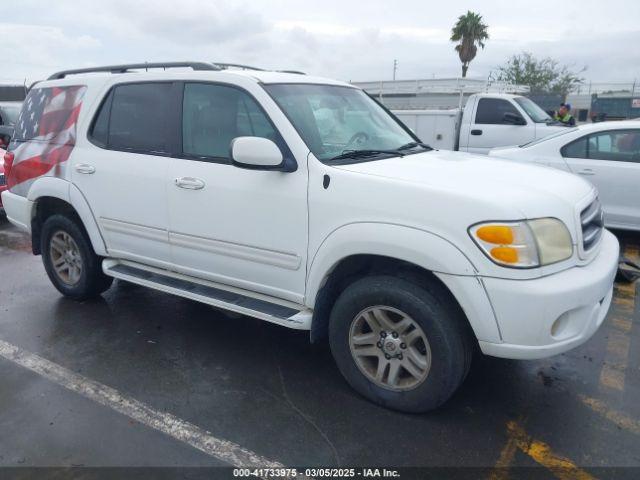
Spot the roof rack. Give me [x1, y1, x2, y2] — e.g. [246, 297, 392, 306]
[213, 62, 305, 75]
[47, 62, 221, 80]
[214, 63, 265, 71]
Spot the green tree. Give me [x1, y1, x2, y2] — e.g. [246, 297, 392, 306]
[450, 11, 489, 78]
[496, 52, 586, 97]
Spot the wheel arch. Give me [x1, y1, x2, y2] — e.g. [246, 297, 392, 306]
[307, 223, 483, 343]
[28, 179, 106, 256]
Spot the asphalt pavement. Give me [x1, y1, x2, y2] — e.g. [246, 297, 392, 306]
[0, 214, 639, 479]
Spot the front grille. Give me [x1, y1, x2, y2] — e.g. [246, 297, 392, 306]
[580, 198, 604, 252]
[0, 173, 5, 186]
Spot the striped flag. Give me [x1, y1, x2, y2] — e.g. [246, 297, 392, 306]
[7, 85, 86, 195]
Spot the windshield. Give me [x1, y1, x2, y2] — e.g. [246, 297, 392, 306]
[1, 106, 20, 125]
[519, 127, 579, 147]
[263, 84, 418, 162]
[514, 97, 552, 123]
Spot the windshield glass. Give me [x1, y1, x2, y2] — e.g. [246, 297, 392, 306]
[519, 127, 579, 147]
[1, 106, 20, 125]
[514, 97, 552, 123]
[263, 84, 417, 162]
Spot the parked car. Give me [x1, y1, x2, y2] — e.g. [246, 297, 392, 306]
[0, 147, 6, 210]
[0, 101, 22, 126]
[1, 62, 619, 412]
[489, 121, 640, 232]
[393, 93, 568, 154]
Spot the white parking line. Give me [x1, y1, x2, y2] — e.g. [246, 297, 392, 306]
[0, 338, 284, 468]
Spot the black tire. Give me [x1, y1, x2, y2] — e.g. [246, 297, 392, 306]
[328, 275, 473, 413]
[41, 214, 113, 300]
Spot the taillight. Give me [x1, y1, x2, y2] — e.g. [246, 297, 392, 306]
[3, 151, 14, 178]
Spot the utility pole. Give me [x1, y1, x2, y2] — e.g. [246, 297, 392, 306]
[392, 59, 398, 81]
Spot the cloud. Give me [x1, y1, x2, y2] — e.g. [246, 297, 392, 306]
[0, 0, 638, 85]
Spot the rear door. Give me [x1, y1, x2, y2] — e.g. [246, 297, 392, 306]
[466, 98, 533, 154]
[72, 82, 178, 267]
[562, 129, 640, 229]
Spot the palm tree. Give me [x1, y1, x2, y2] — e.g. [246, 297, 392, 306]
[450, 11, 489, 78]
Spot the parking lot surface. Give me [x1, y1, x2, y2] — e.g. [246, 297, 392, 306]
[1, 214, 639, 478]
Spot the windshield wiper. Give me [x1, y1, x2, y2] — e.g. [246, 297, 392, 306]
[328, 149, 404, 161]
[397, 141, 433, 151]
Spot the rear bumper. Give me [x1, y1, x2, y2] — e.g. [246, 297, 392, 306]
[1, 190, 32, 231]
[479, 230, 619, 360]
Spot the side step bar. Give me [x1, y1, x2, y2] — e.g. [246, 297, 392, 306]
[102, 260, 312, 330]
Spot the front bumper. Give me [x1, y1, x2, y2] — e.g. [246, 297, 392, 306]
[479, 229, 619, 360]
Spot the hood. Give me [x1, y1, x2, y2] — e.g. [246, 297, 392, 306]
[332, 150, 594, 220]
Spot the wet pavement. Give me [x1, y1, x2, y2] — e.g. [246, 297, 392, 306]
[0, 213, 639, 477]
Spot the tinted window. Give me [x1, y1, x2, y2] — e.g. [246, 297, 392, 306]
[182, 83, 278, 159]
[108, 83, 173, 153]
[89, 90, 112, 147]
[561, 130, 640, 163]
[475, 98, 524, 125]
[561, 136, 588, 158]
[588, 130, 640, 162]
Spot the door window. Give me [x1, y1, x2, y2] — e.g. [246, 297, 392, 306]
[182, 83, 278, 160]
[562, 130, 640, 162]
[89, 83, 174, 154]
[475, 98, 525, 125]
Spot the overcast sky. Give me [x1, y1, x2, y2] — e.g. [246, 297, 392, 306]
[1, 0, 639, 86]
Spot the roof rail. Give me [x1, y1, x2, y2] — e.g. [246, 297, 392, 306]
[214, 63, 265, 71]
[47, 62, 221, 80]
[213, 62, 306, 75]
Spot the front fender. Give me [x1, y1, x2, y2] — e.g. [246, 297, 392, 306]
[306, 222, 478, 307]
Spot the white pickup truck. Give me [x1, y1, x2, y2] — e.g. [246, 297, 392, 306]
[2, 63, 619, 412]
[394, 93, 569, 154]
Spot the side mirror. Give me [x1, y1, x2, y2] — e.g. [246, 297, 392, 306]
[231, 136, 283, 170]
[503, 112, 526, 125]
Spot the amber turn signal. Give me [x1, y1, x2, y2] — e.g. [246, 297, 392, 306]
[490, 246, 519, 263]
[476, 225, 514, 245]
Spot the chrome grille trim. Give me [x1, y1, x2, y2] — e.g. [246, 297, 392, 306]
[580, 198, 604, 253]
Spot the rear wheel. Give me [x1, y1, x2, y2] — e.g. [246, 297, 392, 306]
[41, 214, 113, 300]
[329, 275, 472, 412]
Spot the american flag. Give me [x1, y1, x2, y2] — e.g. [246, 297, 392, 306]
[7, 85, 86, 195]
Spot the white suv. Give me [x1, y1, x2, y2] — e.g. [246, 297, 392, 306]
[1, 62, 619, 412]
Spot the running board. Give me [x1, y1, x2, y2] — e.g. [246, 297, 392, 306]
[102, 259, 312, 330]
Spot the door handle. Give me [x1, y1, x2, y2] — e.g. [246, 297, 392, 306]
[175, 177, 205, 190]
[471, 129, 483, 136]
[577, 168, 595, 176]
[75, 163, 95, 174]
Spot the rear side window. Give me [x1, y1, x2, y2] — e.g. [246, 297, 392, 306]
[475, 98, 524, 125]
[182, 83, 278, 160]
[90, 82, 173, 154]
[561, 136, 588, 158]
[13, 85, 87, 143]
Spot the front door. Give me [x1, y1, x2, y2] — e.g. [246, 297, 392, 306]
[465, 97, 533, 154]
[562, 128, 640, 229]
[167, 82, 308, 304]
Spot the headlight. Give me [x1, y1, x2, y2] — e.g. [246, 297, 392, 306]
[469, 218, 573, 268]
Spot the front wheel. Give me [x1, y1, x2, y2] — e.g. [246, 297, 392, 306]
[41, 214, 113, 300]
[329, 275, 473, 412]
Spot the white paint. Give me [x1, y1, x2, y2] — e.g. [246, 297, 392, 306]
[488, 120, 640, 232]
[0, 338, 284, 469]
